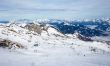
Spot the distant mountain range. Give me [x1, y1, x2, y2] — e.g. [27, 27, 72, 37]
[0, 21, 9, 23]
[0, 18, 110, 37]
[47, 19, 110, 37]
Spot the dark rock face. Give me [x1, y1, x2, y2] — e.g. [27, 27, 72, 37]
[0, 39, 25, 49]
[0, 40, 9, 48]
[77, 34, 93, 41]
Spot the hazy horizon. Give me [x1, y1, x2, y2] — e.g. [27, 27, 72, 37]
[0, 0, 110, 20]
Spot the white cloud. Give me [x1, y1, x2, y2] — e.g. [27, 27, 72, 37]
[0, 0, 110, 20]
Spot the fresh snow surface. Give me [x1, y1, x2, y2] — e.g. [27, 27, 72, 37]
[0, 23, 110, 66]
[0, 48, 110, 66]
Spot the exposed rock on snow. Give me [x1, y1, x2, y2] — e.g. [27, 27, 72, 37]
[24, 22, 49, 35]
[0, 39, 25, 49]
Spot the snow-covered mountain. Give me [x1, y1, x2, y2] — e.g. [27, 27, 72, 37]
[0, 20, 110, 53]
[0, 19, 110, 66]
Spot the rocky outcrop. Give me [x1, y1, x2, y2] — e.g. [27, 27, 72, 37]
[77, 34, 93, 41]
[0, 39, 25, 49]
[24, 23, 49, 35]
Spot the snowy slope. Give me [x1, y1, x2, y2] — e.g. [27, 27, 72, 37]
[0, 22, 110, 66]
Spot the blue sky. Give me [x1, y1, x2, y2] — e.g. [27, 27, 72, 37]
[0, 0, 110, 20]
